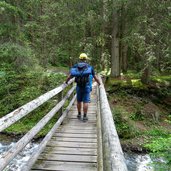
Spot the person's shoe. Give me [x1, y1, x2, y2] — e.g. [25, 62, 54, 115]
[77, 113, 81, 120]
[83, 115, 88, 122]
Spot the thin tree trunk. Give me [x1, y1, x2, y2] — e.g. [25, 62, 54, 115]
[141, 64, 150, 84]
[122, 45, 128, 73]
[100, 0, 107, 71]
[120, 4, 128, 74]
[111, 11, 120, 77]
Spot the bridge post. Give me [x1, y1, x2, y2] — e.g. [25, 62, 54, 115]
[58, 91, 63, 116]
[71, 82, 75, 100]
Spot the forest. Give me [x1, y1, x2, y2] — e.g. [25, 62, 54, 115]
[0, 0, 171, 170]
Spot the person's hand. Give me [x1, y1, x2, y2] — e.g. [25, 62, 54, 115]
[98, 82, 101, 86]
[64, 81, 68, 86]
[98, 83, 102, 88]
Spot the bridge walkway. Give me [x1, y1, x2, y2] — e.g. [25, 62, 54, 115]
[31, 85, 98, 171]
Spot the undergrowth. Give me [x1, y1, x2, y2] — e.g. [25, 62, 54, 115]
[0, 69, 67, 136]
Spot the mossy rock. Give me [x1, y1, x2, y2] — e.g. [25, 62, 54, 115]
[106, 76, 147, 93]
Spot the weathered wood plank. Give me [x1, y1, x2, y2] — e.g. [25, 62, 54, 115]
[71, 105, 97, 107]
[66, 114, 96, 117]
[47, 141, 97, 148]
[58, 126, 97, 130]
[38, 154, 97, 162]
[32, 161, 97, 171]
[53, 133, 97, 138]
[63, 124, 97, 127]
[43, 146, 97, 155]
[71, 110, 97, 113]
[56, 130, 97, 134]
[52, 137, 97, 143]
[66, 120, 97, 124]
[69, 115, 97, 119]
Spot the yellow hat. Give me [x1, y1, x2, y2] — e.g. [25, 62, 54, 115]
[79, 53, 88, 59]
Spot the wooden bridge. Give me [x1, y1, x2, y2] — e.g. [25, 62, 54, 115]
[0, 76, 128, 171]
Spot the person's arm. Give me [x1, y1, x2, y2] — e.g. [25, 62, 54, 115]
[91, 66, 101, 86]
[65, 74, 72, 84]
[94, 75, 101, 86]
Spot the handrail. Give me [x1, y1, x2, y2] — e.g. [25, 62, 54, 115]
[98, 75, 128, 171]
[97, 82, 103, 171]
[0, 81, 76, 171]
[0, 79, 74, 132]
[21, 95, 76, 171]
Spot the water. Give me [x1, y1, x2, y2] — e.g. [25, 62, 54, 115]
[0, 142, 39, 171]
[0, 142, 154, 171]
[125, 152, 153, 171]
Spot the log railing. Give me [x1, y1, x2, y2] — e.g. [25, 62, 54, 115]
[98, 76, 128, 171]
[0, 79, 75, 171]
[0, 75, 128, 171]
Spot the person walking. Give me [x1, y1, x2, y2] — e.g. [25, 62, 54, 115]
[65, 53, 100, 122]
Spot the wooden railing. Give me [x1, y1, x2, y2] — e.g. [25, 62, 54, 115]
[98, 76, 128, 171]
[0, 75, 128, 171]
[0, 79, 76, 171]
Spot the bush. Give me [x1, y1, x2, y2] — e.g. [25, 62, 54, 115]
[144, 135, 171, 170]
[112, 107, 137, 138]
[0, 42, 37, 71]
[0, 69, 67, 135]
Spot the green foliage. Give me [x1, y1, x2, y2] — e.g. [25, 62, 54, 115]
[129, 111, 144, 121]
[144, 127, 168, 137]
[0, 1, 24, 17]
[144, 135, 171, 170]
[112, 107, 138, 138]
[151, 75, 171, 86]
[125, 70, 141, 79]
[0, 43, 36, 71]
[0, 68, 66, 117]
[142, 127, 171, 169]
[0, 70, 66, 122]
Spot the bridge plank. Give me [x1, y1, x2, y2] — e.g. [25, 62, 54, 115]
[47, 141, 97, 148]
[51, 137, 97, 143]
[32, 161, 97, 171]
[59, 126, 97, 130]
[65, 121, 97, 125]
[53, 133, 97, 138]
[43, 146, 97, 155]
[38, 153, 97, 162]
[56, 129, 97, 134]
[69, 115, 96, 119]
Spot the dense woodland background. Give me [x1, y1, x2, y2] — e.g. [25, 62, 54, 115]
[1, 0, 170, 75]
[0, 0, 171, 170]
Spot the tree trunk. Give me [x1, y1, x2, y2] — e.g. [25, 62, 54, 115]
[100, 0, 107, 71]
[111, 11, 120, 77]
[122, 45, 128, 73]
[141, 65, 150, 84]
[120, 4, 128, 73]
